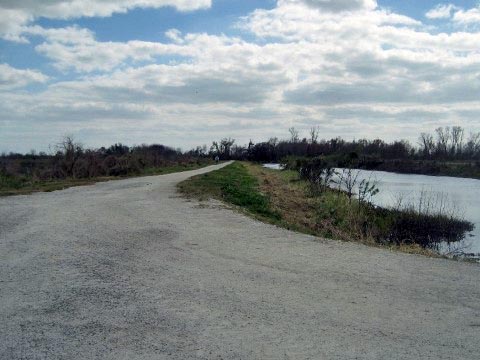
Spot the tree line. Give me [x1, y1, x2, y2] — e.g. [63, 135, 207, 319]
[1, 137, 207, 181]
[2, 126, 479, 182]
[225, 126, 480, 163]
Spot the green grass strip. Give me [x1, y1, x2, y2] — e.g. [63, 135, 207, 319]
[178, 162, 280, 221]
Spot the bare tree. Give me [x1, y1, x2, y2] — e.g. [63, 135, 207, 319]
[268, 137, 279, 147]
[435, 127, 451, 157]
[56, 135, 83, 178]
[190, 145, 208, 157]
[337, 168, 361, 203]
[288, 127, 299, 143]
[309, 126, 319, 144]
[451, 126, 464, 157]
[210, 141, 220, 155]
[211, 138, 235, 159]
[419, 132, 435, 158]
[465, 131, 480, 158]
[220, 138, 235, 158]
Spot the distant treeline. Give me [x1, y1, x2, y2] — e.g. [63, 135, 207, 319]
[3, 126, 480, 183]
[236, 126, 480, 162]
[1, 137, 209, 183]
[214, 126, 480, 178]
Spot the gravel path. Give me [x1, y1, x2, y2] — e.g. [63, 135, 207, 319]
[1, 161, 479, 359]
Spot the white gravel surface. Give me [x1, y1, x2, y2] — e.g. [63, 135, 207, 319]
[1, 161, 479, 359]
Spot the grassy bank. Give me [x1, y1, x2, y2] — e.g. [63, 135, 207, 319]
[0, 161, 212, 197]
[179, 161, 474, 257]
[178, 162, 281, 222]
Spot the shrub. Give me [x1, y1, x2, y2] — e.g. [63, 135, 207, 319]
[0, 172, 24, 189]
[297, 157, 335, 195]
[386, 210, 473, 247]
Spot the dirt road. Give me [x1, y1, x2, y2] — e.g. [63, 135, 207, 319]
[1, 162, 479, 359]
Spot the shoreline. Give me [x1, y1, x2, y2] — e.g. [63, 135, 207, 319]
[180, 161, 478, 262]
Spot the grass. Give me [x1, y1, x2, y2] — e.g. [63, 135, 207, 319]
[178, 162, 281, 222]
[0, 162, 212, 197]
[247, 163, 384, 242]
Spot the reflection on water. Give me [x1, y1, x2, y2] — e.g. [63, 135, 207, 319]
[263, 163, 285, 170]
[264, 164, 480, 254]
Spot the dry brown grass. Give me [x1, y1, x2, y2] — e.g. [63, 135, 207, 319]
[245, 162, 318, 233]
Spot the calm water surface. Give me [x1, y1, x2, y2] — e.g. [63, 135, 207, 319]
[264, 164, 480, 254]
[348, 169, 480, 254]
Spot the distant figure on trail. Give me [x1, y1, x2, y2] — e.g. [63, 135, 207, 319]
[214, 155, 220, 164]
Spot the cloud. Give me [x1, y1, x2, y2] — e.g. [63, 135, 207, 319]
[0, 63, 48, 90]
[30, 30, 270, 74]
[453, 7, 480, 24]
[241, 2, 420, 42]
[0, 8, 33, 42]
[1, 0, 480, 152]
[279, 0, 377, 12]
[425, 4, 458, 19]
[165, 29, 184, 44]
[0, 0, 212, 41]
[67, 61, 288, 105]
[426, 4, 480, 26]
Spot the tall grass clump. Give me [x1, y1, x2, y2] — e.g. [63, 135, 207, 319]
[385, 191, 474, 248]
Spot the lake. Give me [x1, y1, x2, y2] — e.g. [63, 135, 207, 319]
[264, 164, 480, 254]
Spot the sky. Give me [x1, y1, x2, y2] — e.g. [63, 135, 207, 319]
[1, 0, 480, 153]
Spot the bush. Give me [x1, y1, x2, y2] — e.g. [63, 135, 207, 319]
[377, 192, 473, 248]
[384, 205, 474, 248]
[0, 171, 27, 190]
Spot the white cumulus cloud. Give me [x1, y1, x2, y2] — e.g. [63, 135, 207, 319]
[0, 63, 48, 90]
[453, 7, 480, 24]
[425, 4, 458, 19]
[0, 0, 212, 41]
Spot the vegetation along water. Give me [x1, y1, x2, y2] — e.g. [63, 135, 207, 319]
[179, 161, 476, 260]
